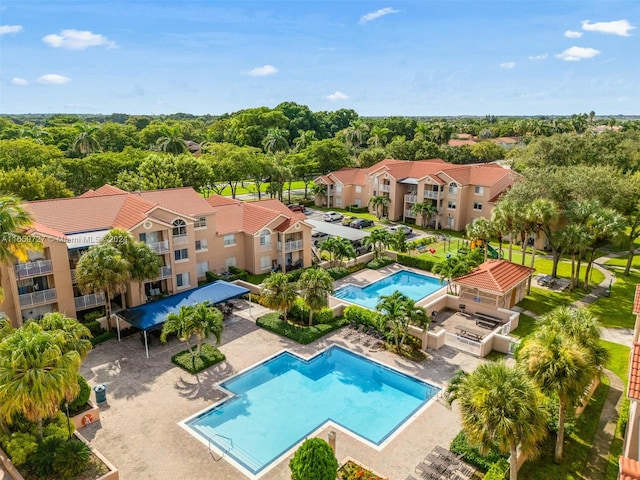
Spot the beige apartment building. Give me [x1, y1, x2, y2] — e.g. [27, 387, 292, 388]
[0, 185, 311, 327]
[315, 159, 517, 231]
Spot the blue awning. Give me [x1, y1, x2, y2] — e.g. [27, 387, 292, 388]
[117, 281, 250, 332]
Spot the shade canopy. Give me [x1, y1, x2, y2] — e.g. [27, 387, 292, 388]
[117, 280, 250, 332]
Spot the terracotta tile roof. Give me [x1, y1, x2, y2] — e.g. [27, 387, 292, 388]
[26, 222, 67, 240]
[329, 168, 365, 185]
[455, 133, 475, 140]
[444, 163, 512, 187]
[79, 185, 128, 198]
[315, 174, 334, 185]
[492, 137, 519, 144]
[138, 188, 215, 216]
[242, 204, 283, 234]
[252, 199, 306, 222]
[113, 195, 158, 230]
[629, 343, 640, 401]
[448, 139, 477, 147]
[205, 195, 240, 207]
[620, 455, 640, 480]
[211, 202, 245, 234]
[633, 284, 640, 315]
[489, 185, 511, 203]
[453, 260, 535, 293]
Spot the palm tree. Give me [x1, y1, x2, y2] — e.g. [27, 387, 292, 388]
[432, 255, 474, 295]
[369, 195, 390, 219]
[72, 124, 102, 157]
[411, 202, 438, 228]
[292, 130, 317, 152]
[376, 291, 409, 351]
[262, 127, 290, 154]
[298, 268, 334, 326]
[160, 305, 195, 351]
[0, 322, 82, 440]
[37, 312, 92, 360]
[583, 208, 625, 287]
[156, 125, 187, 155]
[518, 327, 592, 463]
[492, 199, 521, 263]
[319, 237, 355, 268]
[75, 243, 130, 330]
[367, 126, 391, 147]
[189, 302, 224, 355]
[446, 362, 548, 480]
[529, 198, 559, 270]
[466, 218, 494, 262]
[344, 120, 369, 152]
[364, 228, 391, 260]
[261, 272, 297, 323]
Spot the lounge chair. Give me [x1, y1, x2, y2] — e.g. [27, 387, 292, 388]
[415, 462, 441, 479]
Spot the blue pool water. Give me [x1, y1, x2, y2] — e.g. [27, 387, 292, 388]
[333, 270, 445, 309]
[185, 346, 439, 475]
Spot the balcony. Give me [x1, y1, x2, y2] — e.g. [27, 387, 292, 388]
[424, 190, 444, 200]
[19, 288, 57, 307]
[380, 184, 391, 192]
[404, 194, 417, 204]
[172, 235, 189, 246]
[75, 292, 106, 311]
[146, 240, 170, 254]
[15, 260, 53, 279]
[404, 209, 416, 218]
[278, 239, 304, 252]
[158, 265, 172, 279]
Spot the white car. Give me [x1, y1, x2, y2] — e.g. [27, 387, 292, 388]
[389, 225, 413, 235]
[323, 211, 344, 222]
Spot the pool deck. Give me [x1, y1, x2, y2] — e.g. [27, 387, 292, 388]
[80, 290, 488, 480]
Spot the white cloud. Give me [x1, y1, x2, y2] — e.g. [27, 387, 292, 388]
[500, 62, 516, 69]
[359, 7, 400, 24]
[42, 29, 116, 50]
[247, 65, 278, 76]
[11, 77, 28, 86]
[556, 46, 601, 61]
[582, 19, 636, 37]
[528, 54, 548, 60]
[37, 74, 71, 85]
[0, 25, 23, 35]
[326, 91, 349, 101]
[564, 30, 583, 38]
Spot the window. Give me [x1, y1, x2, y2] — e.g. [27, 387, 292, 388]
[172, 219, 187, 236]
[447, 201, 457, 210]
[176, 272, 190, 288]
[139, 233, 146, 242]
[174, 248, 189, 261]
[373, 177, 379, 185]
[194, 216, 207, 228]
[224, 234, 236, 246]
[259, 229, 271, 247]
[260, 256, 272, 271]
[197, 261, 209, 277]
[355, 185, 362, 193]
[473, 202, 483, 211]
[225, 256, 237, 268]
[336, 184, 342, 193]
[474, 186, 484, 195]
[448, 183, 458, 195]
[446, 216, 455, 229]
[336, 198, 342, 207]
[195, 239, 208, 251]
[354, 199, 361, 207]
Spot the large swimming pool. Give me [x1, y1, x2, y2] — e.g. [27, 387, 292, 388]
[182, 346, 439, 476]
[333, 269, 445, 310]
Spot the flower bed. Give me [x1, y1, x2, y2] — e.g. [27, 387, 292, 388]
[338, 460, 388, 480]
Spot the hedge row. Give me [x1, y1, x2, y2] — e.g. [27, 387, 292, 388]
[344, 305, 382, 328]
[171, 344, 226, 374]
[205, 265, 249, 283]
[327, 262, 366, 280]
[366, 256, 394, 270]
[256, 312, 349, 345]
[396, 253, 435, 272]
[449, 430, 506, 472]
[90, 331, 115, 346]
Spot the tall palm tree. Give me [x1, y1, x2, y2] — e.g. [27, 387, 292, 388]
[189, 302, 224, 355]
[319, 237, 355, 268]
[156, 125, 187, 155]
[369, 195, 390, 219]
[160, 305, 195, 351]
[344, 120, 369, 152]
[376, 291, 410, 350]
[298, 268, 334, 326]
[411, 202, 438, 228]
[492, 198, 521, 263]
[292, 129, 317, 152]
[262, 127, 290, 154]
[518, 327, 592, 463]
[583, 208, 626, 287]
[261, 272, 297, 323]
[129, 241, 163, 300]
[367, 126, 391, 147]
[561, 224, 588, 289]
[432, 255, 473, 295]
[37, 312, 92, 360]
[364, 228, 391, 260]
[72, 124, 102, 157]
[75, 243, 130, 330]
[0, 322, 82, 440]
[446, 362, 548, 480]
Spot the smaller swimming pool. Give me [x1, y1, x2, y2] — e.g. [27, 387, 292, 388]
[333, 269, 445, 309]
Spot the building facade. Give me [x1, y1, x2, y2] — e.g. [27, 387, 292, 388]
[0, 185, 311, 327]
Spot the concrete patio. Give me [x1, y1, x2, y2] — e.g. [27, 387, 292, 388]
[80, 299, 486, 480]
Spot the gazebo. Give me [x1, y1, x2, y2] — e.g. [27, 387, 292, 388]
[115, 280, 250, 358]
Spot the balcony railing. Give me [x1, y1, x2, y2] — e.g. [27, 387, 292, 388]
[75, 292, 106, 311]
[380, 184, 391, 192]
[15, 260, 53, 279]
[19, 288, 57, 307]
[424, 190, 444, 200]
[278, 239, 304, 252]
[404, 209, 416, 218]
[147, 240, 170, 254]
[158, 265, 172, 279]
[404, 194, 417, 204]
[172, 235, 189, 246]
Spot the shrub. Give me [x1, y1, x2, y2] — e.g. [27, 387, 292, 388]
[346, 205, 369, 213]
[53, 438, 92, 479]
[67, 375, 91, 415]
[257, 312, 348, 344]
[366, 256, 394, 269]
[344, 305, 382, 328]
[338, 460, 387, 479]
[483, 458, 510, 480]
[90, 331, 116, 346]
[31, 437, 62, 477]
[205, 268, 248, 283]
[42, 411, 73, 441]
[171, 343, 225, 374]
[289, 438, 338, 480]
[449, 430, 505, 471]
[396, 253, 435, 271]
[327, 266, 349, 280]
[228, 265, 249, 281]
[82, 309, 105, 323]
[286, 267, 309, 283]
[288, 298, 334, 325]
[2, 432, 38, 466]
[83, 320, 104, 337]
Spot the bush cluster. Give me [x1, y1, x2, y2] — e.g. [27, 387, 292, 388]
[366, 256, 394, 269]
[171, 343, 226, 374]
[90, 331, 116, 346]
[344, 305, 382, 328]
[396, 253, 435, 272]
[81, 309, 105, 323]
[346, 205, 369, 213]
[449, 430, 506, 472]
[66, 375, 91, 415]
[483, 458, 510, 480]
[287, 298, 334, 325]
[205, 266, 248, 283]
[256, 312, 348, 345]
[338, 460, 387, 480]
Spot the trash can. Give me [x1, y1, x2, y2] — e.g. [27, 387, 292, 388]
[93, 384, 107, 403]
[604, 288, 611, 298]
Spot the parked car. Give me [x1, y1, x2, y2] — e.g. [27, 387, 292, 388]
[389, 225, 413, 235]
[341, 215, 356, 226]
[349, 218, 374, 229]
[352, 239, 372, 256]
[323, 211, 344, 222]
[287, 204, 305, 213]
[311, 231, 330, 246]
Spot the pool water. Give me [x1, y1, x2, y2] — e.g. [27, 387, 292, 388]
[184, 346, 439, 475]
[333, 270, 445, 309]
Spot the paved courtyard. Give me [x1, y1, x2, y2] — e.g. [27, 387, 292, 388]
[80, 300, 486, 480]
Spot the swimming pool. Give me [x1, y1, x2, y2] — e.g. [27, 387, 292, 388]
[182, 346, 439, 476]
[333, 269, 445, 309]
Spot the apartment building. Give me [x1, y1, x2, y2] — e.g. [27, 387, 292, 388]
[0, 185, 311, 327]
[315, 159, 517, 231]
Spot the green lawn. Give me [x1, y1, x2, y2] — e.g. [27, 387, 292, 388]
[218, 180, 309, 196]
[586, 271, 640, 329]
[246, 272, 270, 285]
[605, 255, 640, 270]
[509, 314, 538, 339]
[517, 287, 584, 316]
[311, 205, 379, 222]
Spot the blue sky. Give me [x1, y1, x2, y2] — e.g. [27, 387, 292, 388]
[1, 1, 638, 116]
